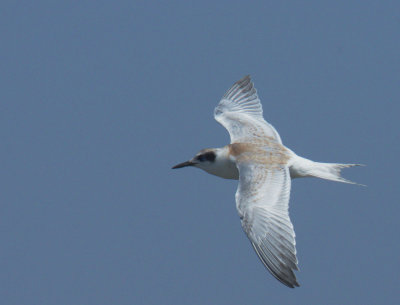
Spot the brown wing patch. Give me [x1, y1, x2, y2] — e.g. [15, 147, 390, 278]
[228, 141, 289, 168]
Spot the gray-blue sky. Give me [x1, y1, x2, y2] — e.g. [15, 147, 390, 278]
[1, 1, 399, 304]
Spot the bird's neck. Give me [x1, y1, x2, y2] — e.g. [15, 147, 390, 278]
[203, 146, 239, 180]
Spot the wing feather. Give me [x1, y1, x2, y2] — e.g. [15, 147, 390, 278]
[214, 75, 282, 144]
[214, 76, 298, 287]
[235, 160, 299, 288]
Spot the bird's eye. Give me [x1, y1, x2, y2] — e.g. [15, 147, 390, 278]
[196, 152, 216, 162]
[197, 155, 206, 162]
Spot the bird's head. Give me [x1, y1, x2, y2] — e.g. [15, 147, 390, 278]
[172, 148, 217, 171]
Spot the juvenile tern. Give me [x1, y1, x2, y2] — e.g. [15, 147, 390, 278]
[172, 75, 361, 288]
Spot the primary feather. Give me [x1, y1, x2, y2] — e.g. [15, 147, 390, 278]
[214, 75, 282, 144]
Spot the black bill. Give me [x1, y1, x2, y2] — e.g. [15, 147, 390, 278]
[172, 161, 194, 169]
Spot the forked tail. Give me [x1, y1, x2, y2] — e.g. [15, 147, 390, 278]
[289, 155, 364, 185]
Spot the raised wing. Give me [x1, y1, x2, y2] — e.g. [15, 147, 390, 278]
[214, 75, 282, 144]
[235, 158, 299, 288]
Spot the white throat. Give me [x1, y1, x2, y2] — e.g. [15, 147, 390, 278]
[197, 146, 239, 180]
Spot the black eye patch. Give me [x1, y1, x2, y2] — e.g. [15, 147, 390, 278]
[197, 151, 216, 162]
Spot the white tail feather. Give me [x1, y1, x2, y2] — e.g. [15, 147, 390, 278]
[289, 155, 364, 185]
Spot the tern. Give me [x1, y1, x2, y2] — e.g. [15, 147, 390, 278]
[172, 75, 362, 288]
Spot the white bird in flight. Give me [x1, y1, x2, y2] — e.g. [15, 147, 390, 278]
[172, 75, 362, 288]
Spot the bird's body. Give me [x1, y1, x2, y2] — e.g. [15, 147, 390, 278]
[172, 76, 362, 288]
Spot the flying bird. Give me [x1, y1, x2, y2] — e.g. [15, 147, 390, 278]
[172, 75, 362, 288]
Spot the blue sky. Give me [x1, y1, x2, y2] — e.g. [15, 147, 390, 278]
[1, 1, 399, 304]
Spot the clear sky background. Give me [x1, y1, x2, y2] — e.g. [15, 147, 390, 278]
[1, 1, 399, 304]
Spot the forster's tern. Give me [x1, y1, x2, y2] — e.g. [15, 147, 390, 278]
[172, 75, 362, 288]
